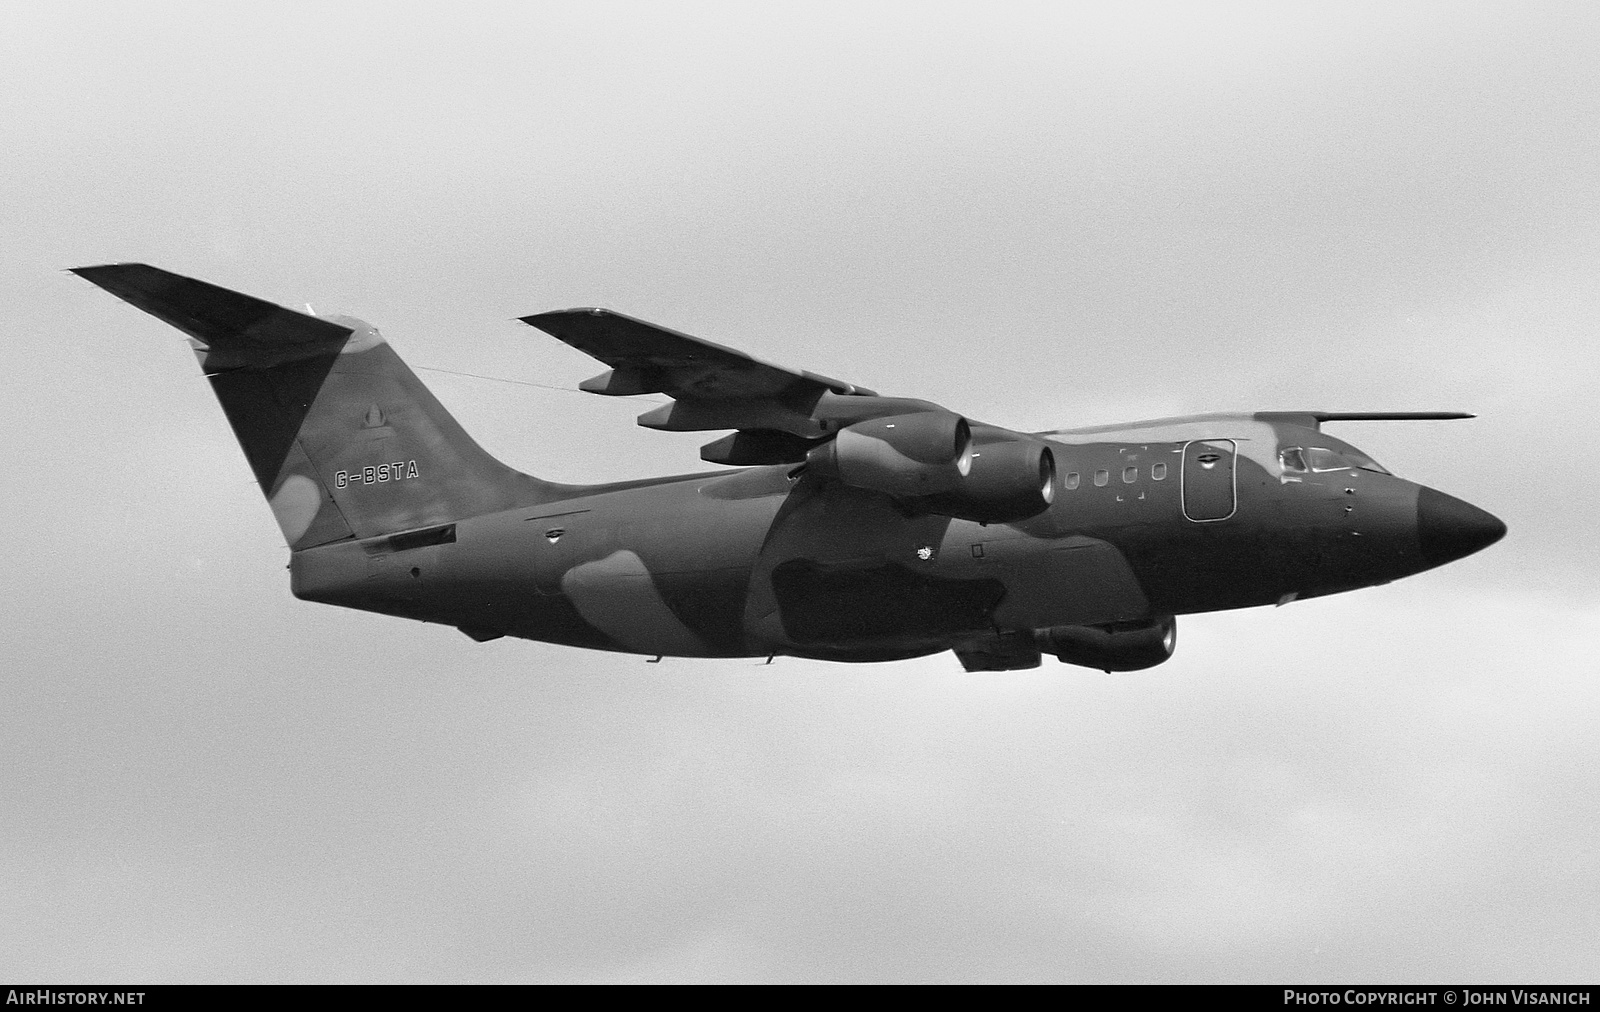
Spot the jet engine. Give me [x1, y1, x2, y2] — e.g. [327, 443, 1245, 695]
[914, 436, 1055, 524]
[806, 411, 974, 495]
[1040, 616, 1176, 672]
[807, 413, 1056, 524]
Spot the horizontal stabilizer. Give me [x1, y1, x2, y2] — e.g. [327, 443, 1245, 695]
[73, 262, 562, 549]
[1256, 411, 1475, 430]
[1314, 412, 1474, 422]
[71, 263, 353, 373]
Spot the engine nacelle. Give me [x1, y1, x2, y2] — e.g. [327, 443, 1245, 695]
[807, 414, 1057, 525]
[913, 438, 1056, 524]
[806, 412, 973, 496]
[1040, 616, 1176, 672]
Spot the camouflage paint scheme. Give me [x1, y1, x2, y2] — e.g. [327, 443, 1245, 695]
[72, 264, 1506, 671]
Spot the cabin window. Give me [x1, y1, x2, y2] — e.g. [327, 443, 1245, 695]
[1280, 447, 1308, 473]
[1064, 471, 1080, 490]
[1151, 463, 1167, 481]
[1122, 466, 1138, 483]
[1093, 469, 1109, 487]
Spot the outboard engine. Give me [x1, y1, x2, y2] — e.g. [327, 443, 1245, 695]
[1039, 616, 1177, 672]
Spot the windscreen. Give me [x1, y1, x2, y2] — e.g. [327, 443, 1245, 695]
[1282, 446, 1390, 474]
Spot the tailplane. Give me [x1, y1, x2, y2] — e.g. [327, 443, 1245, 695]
[73, 263, 562, 548]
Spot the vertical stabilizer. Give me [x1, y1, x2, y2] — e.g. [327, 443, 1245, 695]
[73, 263, 561, 548]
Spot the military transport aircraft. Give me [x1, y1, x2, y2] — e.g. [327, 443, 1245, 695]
[73, 264, 1506, 672]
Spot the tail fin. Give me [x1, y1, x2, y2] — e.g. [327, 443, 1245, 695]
[73, 263, 560, 548]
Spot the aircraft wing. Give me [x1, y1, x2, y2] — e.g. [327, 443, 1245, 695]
[522, 308, 873, 403]
[522, 308, 942, 464]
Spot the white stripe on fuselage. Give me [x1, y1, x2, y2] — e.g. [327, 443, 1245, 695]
[1040, 415, 1283, 477]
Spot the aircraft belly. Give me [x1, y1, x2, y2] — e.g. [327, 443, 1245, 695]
[746, 483, 996, 656]
[767, 557, 1005, 646]
[560, 550, 711, 656]
[646, 568, 752, 656]
[957, 532, 1152, 629]
[516, 479, 783, 655]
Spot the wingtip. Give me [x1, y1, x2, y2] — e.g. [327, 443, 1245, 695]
[520, 307, 605, 319]
[68, 261, 147, 274]
[67, 262, 164, 292]
[519, 307, 611, 334]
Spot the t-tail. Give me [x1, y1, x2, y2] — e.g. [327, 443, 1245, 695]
[71, 263, 565, 548]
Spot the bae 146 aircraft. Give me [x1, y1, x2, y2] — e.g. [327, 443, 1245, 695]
[73, 264, 1506, 672]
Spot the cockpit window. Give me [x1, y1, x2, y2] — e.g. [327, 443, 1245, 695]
[1280, 447, 1308, 473]
[1298, 446, 1391, 475]
[1304, 447, 1348, 471]
[1350, 451, 1389, 474]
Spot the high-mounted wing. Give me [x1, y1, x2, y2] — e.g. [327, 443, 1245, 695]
[522, 308, 873, 404]
[521, 308, 943, 464]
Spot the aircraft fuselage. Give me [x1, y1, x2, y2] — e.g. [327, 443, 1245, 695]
[291, 412, 1500, 664]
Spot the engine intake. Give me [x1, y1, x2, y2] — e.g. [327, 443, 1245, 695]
[1040, 616, 1176, 672]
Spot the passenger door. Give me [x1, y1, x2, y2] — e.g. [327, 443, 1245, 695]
[1181, 439, 1237, 521]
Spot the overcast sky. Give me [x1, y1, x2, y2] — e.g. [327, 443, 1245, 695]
[3, 1, 1597, 982]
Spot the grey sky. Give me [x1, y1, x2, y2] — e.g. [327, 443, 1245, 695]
[2, 1, 1597, 982]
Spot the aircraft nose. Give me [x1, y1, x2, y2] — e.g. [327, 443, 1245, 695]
[1416, 486, 1507, 566]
